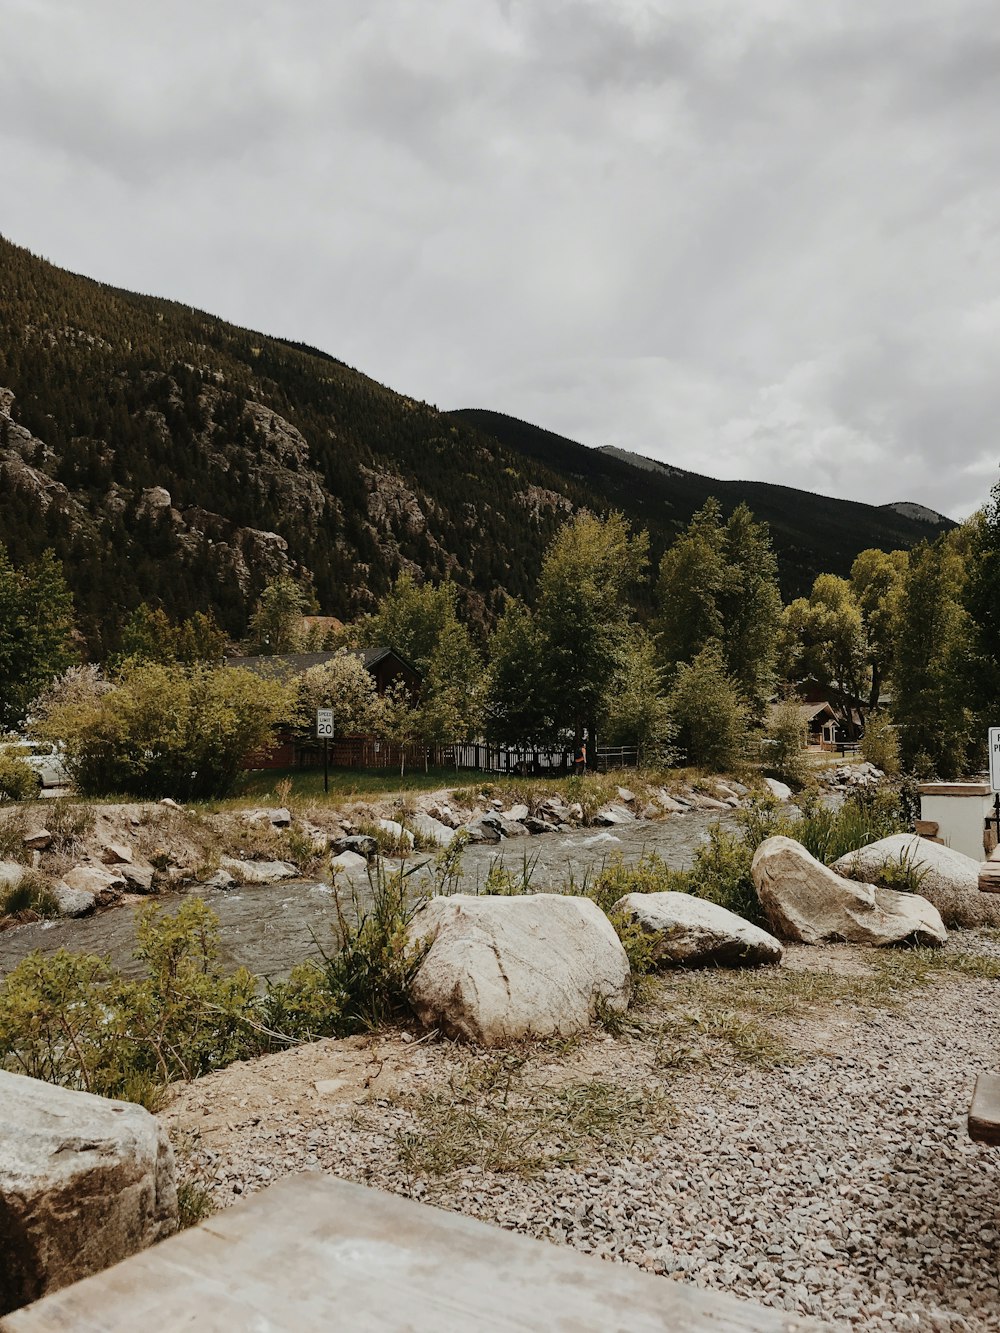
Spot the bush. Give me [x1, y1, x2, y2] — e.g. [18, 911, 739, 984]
[0, 751, 38, 803]
[667, 643, 751, 772]
[34, 661, 293, 800]
[763, 699, 809, 787]
[861, 711, 900, 775]
[0, 870, 59, 920]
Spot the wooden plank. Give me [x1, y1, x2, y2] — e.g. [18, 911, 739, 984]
[978, 860, 1000, 895]
[918, 782, 991, 797]
[969, 1073, 1000, 1145]
[914, 820, 939, 837]
[1, 1174, 828, 1332]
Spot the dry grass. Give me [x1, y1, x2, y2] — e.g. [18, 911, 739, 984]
[387, 1049, 675, 1179]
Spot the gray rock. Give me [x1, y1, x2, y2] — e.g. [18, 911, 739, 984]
[594, 804, 635, 826]
[616, 787, 636, 804]
[505, 803, 530, 823]
[408, 812, 457, 847]
[611, 892, 784, 968]
[524, 816, 559, 834]
[331, 850, 369, 873]
[220, 858, 297, 884]
[120, 863, 155, 893]
[201, 868, 237, 891]
[62, 863, 126, 906]
[50, 880, 96, 917]
[764, 778, 793, 802]
[242, 807, 292, 827]
[0, 861, 25, 891]
[330, 834, 378, 860]
[101, 840, 133, 865]
[0, 1069, 177, 1314]
[378, 818, 415, 848]
[751, 836, 947, 947]
[408, 893, 631, 1045]
[832, 834, 980, 912]
[21, 828, 51, 851]
[461, 817, 502, 844]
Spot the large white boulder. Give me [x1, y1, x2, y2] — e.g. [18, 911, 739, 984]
[833, 834, 979, 906]
[764, 778, 793, 802]
[751, 836, 946, 947]
[0, 1070, 177, 1314]
[611, 891, 784, 968]
[408, 893, 631, 1044]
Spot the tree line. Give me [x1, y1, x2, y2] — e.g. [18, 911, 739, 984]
[2, 477, 998, 796]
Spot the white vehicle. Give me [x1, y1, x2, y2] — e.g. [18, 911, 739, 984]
[0, 739, 71, 791]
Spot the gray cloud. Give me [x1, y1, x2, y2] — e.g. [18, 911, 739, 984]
[2, 0, 998, 518]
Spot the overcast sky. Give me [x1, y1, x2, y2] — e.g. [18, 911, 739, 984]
[3, 0, 998, 519]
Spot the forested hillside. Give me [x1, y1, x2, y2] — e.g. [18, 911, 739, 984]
[0, 236, 949, 654]
[451, 410, 953, 599]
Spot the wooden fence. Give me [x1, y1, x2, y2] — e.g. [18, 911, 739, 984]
[293, 738, 640, 775]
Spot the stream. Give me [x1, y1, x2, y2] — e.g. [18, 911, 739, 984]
[0, 810, 733, 981]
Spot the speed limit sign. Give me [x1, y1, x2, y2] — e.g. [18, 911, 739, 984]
[316, 709, 335, 739]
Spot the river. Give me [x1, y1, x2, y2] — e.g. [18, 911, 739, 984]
[0, 810, 732, 981]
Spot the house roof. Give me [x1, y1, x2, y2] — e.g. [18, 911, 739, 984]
[225, 646, 420, 682]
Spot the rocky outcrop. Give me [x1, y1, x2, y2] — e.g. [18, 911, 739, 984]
[611, 892, 784, 968]
[408, 894, 631, 1044]
[751, 836, 947, 947]
[0, 1070, 177, 1314]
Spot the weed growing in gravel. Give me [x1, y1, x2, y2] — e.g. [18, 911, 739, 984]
[43, 799, 96, 853]
[392, 1051, 674, 1178]
[176, 1180, 215, 1229]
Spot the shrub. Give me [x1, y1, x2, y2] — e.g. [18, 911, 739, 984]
[0, 808, 28, 861]
[0, 751, 37, 803]
[582, 852, 686, 914]
[861, 711, 900, 775]
[34, 661, 293, 800]
[686, 826, 765, 925]
[667, 643, 752, 772]
[763, 699, 809, 787]
[43, 799, 96, 853]
[0, 870, 59, 919]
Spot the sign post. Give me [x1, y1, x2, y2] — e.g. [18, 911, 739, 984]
[316, 709, 335, 794]
[986, 728, 1000, 853]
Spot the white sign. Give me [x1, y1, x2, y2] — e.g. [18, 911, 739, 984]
[316, 709, 335, 740]
[990, 727, 1000, 793]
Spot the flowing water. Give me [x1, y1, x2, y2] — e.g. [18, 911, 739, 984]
[0, 810, 732, 981]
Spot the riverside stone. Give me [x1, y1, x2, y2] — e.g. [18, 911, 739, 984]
[378, 818, 415, 848]
[832, 834, 981, 912]
[21, 829, 51, 852]
[330, 850, 368, 873]
[49, 881, 95, 917]
[220, 858, 297, 884]
[0, 1070, 177, 1314]
[329, 834, 377, 860]
[0, 861, 25, 891]
[62, 864, 126, 906]
[594, 804, 635, 826]
[119, 863, 155, 893]
[408, 812, 457, 847]
[242, 807, 292, 827]
[751, 836, 947, 947]
[611, 892, 784, 968]
[764, 778, 793, 802]
[408, 893, 631, 1044]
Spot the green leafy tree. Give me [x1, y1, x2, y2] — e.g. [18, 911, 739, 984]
[780, 574, 866, 727]
[247, 576, 310, 655]
[375, 680, 421, 777]
[34, 661, 291, 799]
[965, 484, 1000, 742]
[600, 627, 676, 764]
[667, 642, 751, 771]
[118, 604, 226, 666]
[0, 546, 76, 731]
[363, 574, 460, 675]
[485, 601, 558, 744]
[533, 512, 649, 747]
[763, 697, 809, 787]
[850, 548, 908, 713]
[296, 650, 382, 736]
[656, 501, 781, 717]
[891, 536, 974, 777]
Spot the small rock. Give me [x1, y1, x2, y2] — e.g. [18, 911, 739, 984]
[22, 828, 52, 851]
[101, 841, 134, 866]
[331, 850, 369, 873]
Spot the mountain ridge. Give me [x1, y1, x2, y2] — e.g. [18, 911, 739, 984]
[0, 236, 951, 653]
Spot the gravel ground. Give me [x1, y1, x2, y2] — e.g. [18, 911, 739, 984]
[163, 934, 1000, 1331]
